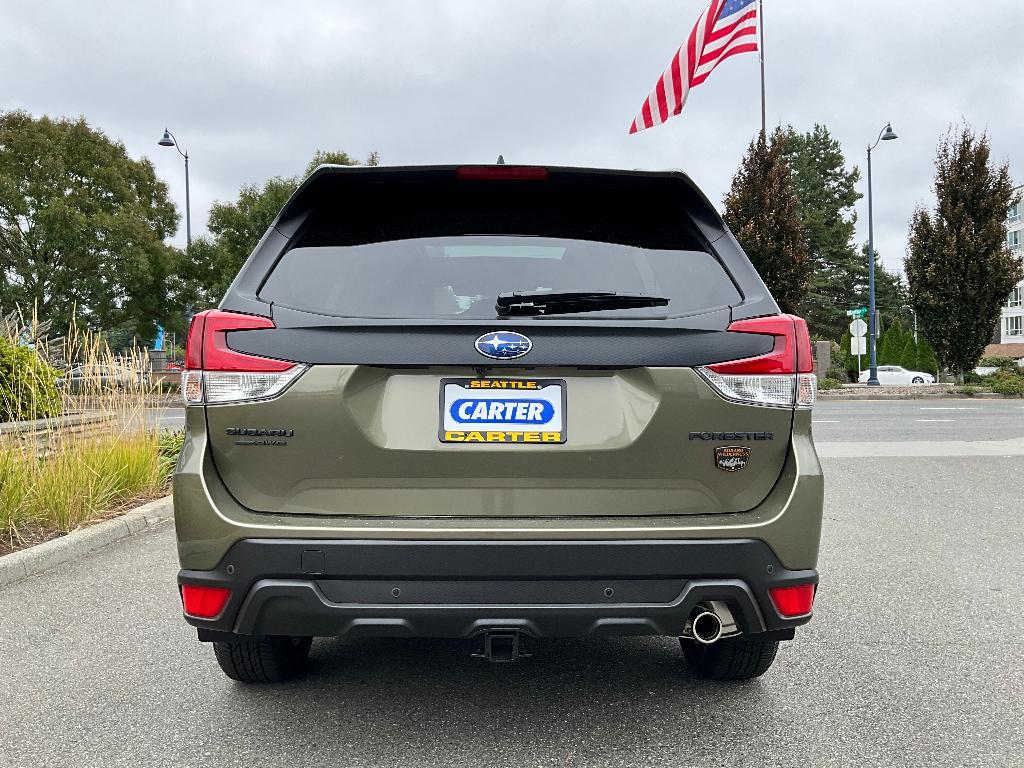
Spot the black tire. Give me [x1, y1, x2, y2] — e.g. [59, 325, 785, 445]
[680, 637, 779, 681]
[912, 376, 924, 384]
[213, 636, 312, 683]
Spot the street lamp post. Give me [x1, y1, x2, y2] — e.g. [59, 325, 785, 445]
[866, 122, 898, 386]
[902, 304, 918, 344]
[158, 128, 191, 250]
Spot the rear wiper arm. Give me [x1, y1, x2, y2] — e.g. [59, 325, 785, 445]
[495, 290, 670, 317]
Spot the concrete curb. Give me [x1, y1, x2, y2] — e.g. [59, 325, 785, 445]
[0, 496, 173, 590]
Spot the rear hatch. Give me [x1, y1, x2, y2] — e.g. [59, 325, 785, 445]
[187, 165, 812, 518]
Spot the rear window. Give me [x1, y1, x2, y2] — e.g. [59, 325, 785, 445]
[259, 236, 741, 320]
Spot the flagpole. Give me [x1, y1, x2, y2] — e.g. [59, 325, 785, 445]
[758, 0, 766, 135]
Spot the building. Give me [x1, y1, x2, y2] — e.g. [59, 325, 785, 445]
[998, 190, 1024, 345]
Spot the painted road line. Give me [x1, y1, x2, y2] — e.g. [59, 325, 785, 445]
[916, 419, 954, 422]
[813, 420, 840, 423]
[817, 438, 1024, 458]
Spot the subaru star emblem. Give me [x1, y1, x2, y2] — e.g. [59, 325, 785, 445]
[474, 331, 533, 360]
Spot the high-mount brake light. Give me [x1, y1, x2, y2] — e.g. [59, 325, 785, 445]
[698, 314, 816, 408]
[456, 165, 550, 181]
[182, 309, 307, 405]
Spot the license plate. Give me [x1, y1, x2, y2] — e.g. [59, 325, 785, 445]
[439, 378, 567, 444]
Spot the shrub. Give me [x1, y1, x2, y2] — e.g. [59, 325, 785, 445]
[818, 377, 843, 391]
[988, 370, 1024, 396]
[157, 430, 185, 477]
[978, 356, 1021, 370]
[954, 386, 978, 397]
[828, 338, 851, 378]
[0, 336, 62, 422]
[917, 338, 939, 376]
[826, 366, 850, 383]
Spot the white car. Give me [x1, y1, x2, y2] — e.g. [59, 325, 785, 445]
[858, 365, 935, 385]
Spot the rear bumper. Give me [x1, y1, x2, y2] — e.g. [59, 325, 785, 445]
[179, 538, 817, 640]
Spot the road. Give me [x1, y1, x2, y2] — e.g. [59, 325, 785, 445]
[813, 398, 1023, 442]
[148, 406, 184, 431]
[2, 401, 1022, 767]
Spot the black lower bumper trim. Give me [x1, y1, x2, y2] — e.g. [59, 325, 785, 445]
[179, 538, 817, 640]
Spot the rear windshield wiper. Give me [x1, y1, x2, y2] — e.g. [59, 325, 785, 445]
[495, 290, 670, 317]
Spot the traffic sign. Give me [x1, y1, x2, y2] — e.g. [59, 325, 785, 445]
[846, 307, 868, 318]
[849, 318, 868, 337]
[851, 336, 867, 355]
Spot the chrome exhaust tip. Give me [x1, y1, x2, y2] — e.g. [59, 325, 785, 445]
[690, 609, 724, 645]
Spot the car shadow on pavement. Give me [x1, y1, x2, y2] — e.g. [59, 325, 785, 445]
[216, 635, 782, 759]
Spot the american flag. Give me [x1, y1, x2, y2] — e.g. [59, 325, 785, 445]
[629, 0, 759, 134]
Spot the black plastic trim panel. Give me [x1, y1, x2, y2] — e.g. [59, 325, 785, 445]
[225, 321, 774, 367]
[179, 538, 817, 640]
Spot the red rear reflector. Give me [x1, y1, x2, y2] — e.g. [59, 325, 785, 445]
[180, 584, 231, 619]
[456, 165, 549, 181]
[769, 583, 816, 618]
[707, 314, 813, 375]
[185, 309, 293, 373]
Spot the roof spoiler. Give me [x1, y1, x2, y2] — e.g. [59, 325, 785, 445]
[270, 164, 729, 243]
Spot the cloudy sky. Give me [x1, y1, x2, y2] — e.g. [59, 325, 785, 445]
[3, 0, 1023, 273]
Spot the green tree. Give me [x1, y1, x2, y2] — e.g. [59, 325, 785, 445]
[905, 125, 1023, 380]
[176, 150, 378, 314]
[855, 244, 908, 324]
[899, 335, 919, 370]
[0, 111, 180, 339]
[877, 318, 904, 365]
[723, 129, 812, 314]
[782, 125, 862, 339]
[175, 175, 297, 310]
[916, 337, 939, 376]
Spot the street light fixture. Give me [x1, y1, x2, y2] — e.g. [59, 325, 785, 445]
[157, 128, 191, 250]
[866, 122, 898, 386]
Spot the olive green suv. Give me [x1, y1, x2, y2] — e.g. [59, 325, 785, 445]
[174, 164, 823, 683]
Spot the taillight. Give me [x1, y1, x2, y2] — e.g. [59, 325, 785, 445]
[182, 309, 307, 405]
[769, 583, 816, 618]
[180, 584, 231, 619]
[698, 314, 816, 408]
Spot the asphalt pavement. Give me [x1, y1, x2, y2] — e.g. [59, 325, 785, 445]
[813, 398, 1024, 442]
[148, 407, 185, 431]
[2, 401, 1022, 767]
